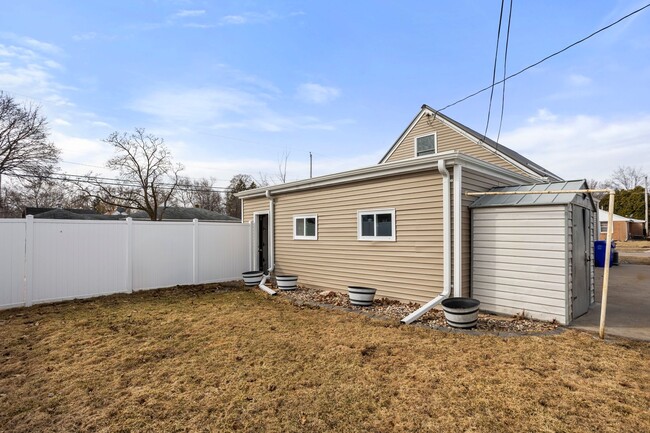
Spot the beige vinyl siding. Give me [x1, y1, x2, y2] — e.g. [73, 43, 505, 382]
[471, 205, 569, 324]
[271, 171, 443, 304]
[242, 196, 269, 222]
[385, 114, 530, 177]
[460, 169, 519, 297]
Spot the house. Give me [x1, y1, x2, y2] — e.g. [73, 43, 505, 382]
[598, 209, 645, 241]
[236, 105, 594, 324]
[24, 208, 121, 220]
[129, 207, 239, 222]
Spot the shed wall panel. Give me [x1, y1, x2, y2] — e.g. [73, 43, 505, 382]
[471, 205, 568, 324]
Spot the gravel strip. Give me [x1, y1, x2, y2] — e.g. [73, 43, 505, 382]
[277, 286, 560, 336]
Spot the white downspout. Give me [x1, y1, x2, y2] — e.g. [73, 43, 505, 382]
[258, 190, 277, 296]
[453, 164, 462, 297]
[401, 159, 452, 324]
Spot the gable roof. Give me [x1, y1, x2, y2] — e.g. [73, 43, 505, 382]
[379, 105, 563, 182]
[469, 180, 595, 209]
[32, 209, 122, 220]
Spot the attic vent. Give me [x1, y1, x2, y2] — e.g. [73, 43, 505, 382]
[416, 134, 437, 156]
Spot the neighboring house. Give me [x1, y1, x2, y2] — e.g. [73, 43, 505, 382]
[24, 207, 122, 220]
[129, 207, 239, 222]
[237, 105, 594, 324]
[598, 209, 645, 241]
[29, 209, 122, 220]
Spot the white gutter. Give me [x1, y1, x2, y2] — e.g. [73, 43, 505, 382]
[401, 159, 452, 324]
[258, 190, 277, 296]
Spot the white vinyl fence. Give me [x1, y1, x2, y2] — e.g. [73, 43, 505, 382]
[0, 216, 252, 309]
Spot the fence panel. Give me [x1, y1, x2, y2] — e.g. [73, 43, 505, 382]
[0, 221, 26, 308]
[198, 222, 251, 283]
[1, 218, 250, 309]
[31, 220, 129, 304]
[131, 221, 194, 290]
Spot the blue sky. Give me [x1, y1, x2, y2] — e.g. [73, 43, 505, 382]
[1, 0, 649, 187]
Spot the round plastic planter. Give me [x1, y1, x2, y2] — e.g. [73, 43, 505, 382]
[347, 286, 377, 307]
[441, 297, 481, 329]
[276, 275, 298, 291]
[242, 271, 264, 287]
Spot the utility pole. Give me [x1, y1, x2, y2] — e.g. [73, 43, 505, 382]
[644, 175, 650, 238]
[309, 152, 313, 179]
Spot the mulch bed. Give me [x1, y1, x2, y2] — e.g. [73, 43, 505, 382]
[276, 286, 560, 336]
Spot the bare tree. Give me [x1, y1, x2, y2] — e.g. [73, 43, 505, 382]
[76, 128, 183, 221]
[604, 166, 647, 190]
[225, 174, 257, 218]
[276, 149, 289, 183]
[0, 92, 60, 213]
[174, 176, 224, 212]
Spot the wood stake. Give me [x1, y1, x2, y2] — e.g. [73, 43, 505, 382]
[599, 191, 615, 339]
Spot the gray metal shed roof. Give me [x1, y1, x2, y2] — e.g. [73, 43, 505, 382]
[469, 180, 592, 209]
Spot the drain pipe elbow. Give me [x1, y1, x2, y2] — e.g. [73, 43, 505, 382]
[401, 159, 452, 324]
[259, 189, 277, 295]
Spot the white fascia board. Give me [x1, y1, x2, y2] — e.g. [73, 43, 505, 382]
[237, 151, 534, 199]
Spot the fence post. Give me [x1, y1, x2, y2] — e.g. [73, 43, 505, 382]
[193, 218, 199, 284]
[24, 215, 34, 307]
[126, 217, 133, 293]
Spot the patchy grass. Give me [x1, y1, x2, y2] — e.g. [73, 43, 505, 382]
[1, 284, 649, 433]
[616, 240, 650, 250]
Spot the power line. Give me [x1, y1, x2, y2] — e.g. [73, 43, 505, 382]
[483, 0, 506, 139]
[496, 0, 514, 143]
[438, 2, 650, 113]
[8, 172, 234, 192]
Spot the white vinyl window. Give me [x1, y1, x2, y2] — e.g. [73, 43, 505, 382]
[357, 209, 396, 241]
[600, 222, 608, 233]
[415, 133, 437, 157]
[293, 215, 318, 240]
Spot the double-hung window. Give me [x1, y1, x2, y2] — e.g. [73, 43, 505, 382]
[357, 209, 395, 241]
[415, 133, 437, 157]
[293, 215, 318, 240]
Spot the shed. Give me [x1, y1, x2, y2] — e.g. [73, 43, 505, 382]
[469, 180, 596, 325]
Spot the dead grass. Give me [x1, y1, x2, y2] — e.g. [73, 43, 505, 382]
[1, 283, 649, 433]
[616, 240, 650, 250]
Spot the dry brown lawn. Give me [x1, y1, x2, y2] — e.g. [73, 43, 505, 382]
[1, 283, 649, 433]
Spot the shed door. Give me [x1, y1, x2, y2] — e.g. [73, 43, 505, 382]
[572, 206, 590, 319]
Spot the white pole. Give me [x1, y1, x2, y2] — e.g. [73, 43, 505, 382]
[645, 176, 650, 237]
[599, 191, 615, 339]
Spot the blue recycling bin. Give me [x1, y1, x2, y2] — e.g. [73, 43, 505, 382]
[594, 240, 614, 267]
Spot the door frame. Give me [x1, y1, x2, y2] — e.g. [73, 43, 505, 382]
[253, 212, 269, 272]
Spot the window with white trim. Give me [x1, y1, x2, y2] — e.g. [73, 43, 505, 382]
[415, 133, 437, 157]
[600, 222, 608, 233]
[357, 209, 395, 241]
[293, 215, 318, 240]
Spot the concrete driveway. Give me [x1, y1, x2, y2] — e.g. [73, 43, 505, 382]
[571, 264, 650, 341]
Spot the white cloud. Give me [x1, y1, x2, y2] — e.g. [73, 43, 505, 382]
[567, 73, 592, 87]
[527, 108, 557, 123]
[174, 9, 206, 18]
[52, 118, 71, 126]
[500, 110, 650, 181]
[296, 83, 341, 104]
[129, 86, 348, 132]
[0, 33, 62, 54]
[90, 120, 112, 128]
[72, 32, 97, 41]
[219, 12, 278, 26]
